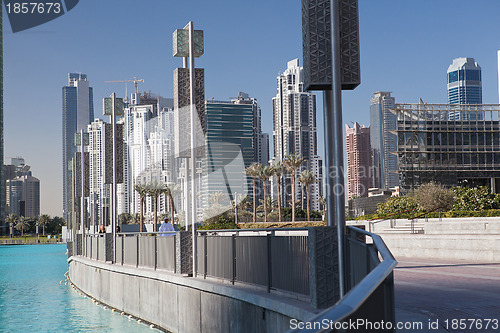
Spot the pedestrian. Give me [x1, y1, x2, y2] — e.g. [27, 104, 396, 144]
[158, 217, 175, 236]
[99, 224, 106, 234]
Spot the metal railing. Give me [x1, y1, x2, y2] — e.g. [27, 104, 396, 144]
[291, 226, 397, 332]
[196, 228, 310, 296]
[82, 232, 176, 272]
[84, 234, 106, 261]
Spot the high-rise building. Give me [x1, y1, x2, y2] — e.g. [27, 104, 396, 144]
[370, 91, 398, 190]
[272, 59, 322, 211]
[5, 159, 40, 218]
[346, 122, 371, 199]
[122, 94, 176, 219]
[395, 103, 500, 192]
[62, 73, 94, 223]
[231, 92, 269, 165]
[447, 57, 482, 105]
[203, 100, 254, 205]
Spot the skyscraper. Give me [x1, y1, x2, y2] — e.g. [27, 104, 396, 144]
[447, 57, 482, 105]
[231, 92, 269, 165]
[62, 73, 94, 223]
[272, 59, 322, 211]
[370, 91, 398, 190]
[122, 94, 176, 218]
[345, 122, 371, 199]
[203, 99, 254, 204]
[5, 158, 40, 218]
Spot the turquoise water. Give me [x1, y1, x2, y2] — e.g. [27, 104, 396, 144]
[0, 244, 160, 333]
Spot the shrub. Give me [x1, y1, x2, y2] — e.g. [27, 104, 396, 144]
[452, 186, 500, 211]
[376, 196, 421, 219]
[413, 182, 455, 212]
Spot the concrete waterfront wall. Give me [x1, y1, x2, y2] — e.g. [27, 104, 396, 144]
[348, 218, 500, 261]
[380, 234, 500, 261]
[68, 256, 318, 333]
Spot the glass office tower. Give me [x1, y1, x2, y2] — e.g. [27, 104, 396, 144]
[447, 57, 482, 105]
[203, 100, 254, 205]
[62, 73, 94, 224]
[370, 92, 398, 190]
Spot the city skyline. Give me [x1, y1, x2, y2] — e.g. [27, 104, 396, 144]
[4, 0, 500, 216]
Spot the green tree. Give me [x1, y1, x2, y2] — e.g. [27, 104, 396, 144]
[204, 192, 232, 225]
[6, 214, 19, 235]
[118, 212, 132, 225]
[413, 182, 455, 213]
[37, 214, 51, 236]
[283, 154, 305, 222]
[257, 165, 273, 222]
[271, 162, 286, 222]
[299, 170, 316, 221]
[146, 181, 165, 232]
[47, 216, 65, 234]
[134, 184, 149, 232]
[245, 163, 261, 223]
[15, 217, 31, 236]
[319, 196, 326, 219]
[164, 183, 181, 223]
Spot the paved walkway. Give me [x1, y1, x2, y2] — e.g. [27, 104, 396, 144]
[394, 257, 500, 332]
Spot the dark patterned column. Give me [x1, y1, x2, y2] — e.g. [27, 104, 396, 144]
[308, 226, 340, 308]
[175, 231, 192, 274]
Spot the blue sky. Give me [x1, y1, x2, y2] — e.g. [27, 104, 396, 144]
[4, 0, 500, 216]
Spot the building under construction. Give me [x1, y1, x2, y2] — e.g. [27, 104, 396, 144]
[393, 103, 500, 192]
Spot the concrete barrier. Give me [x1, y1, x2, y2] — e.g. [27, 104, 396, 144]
[68, 256, 319, 332]
[379, 234, 500, 261]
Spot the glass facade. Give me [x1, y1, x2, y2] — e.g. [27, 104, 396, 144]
[447, 58, 482, 106]
[62, 74, 94, 224]
[395, 103, 500, 192]
[370, 92, 398, 189]
[203, 101, 254, 205]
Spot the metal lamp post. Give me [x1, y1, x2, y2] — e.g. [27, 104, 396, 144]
[302, 0, 361, 298]
[104, 93, 124, 262]
[173, 21, 204, 277]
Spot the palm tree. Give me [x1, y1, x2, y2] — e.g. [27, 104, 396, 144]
[6, 214, 19, 235]
[271, 162, 286, 222]
[299, 170, 316, 221]
[257, 197, 278, 215]
[245, 163, 261, 223]
[146, 181, 165, 232]
[15, 217, 31, 236]
[257, 165, 273, 222]
[164, 183, 181, 224]
[283, 154, 305, 222]
[37, 214, 51, 236]
[319, 196, 326, 219]
[134, 184, 149, 232]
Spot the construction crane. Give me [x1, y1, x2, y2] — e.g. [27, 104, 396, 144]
[105, 77, 144, 95]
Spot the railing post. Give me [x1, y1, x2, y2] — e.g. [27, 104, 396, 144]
[136, 234, 139, 267]
[267, 233, 272, 293]
[204, 233, 207, 279]
[232, 234, 236, 285]
[154, 234, 158, 270]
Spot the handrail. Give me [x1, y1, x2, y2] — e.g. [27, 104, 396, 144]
[197, 227, 309, 234]
[290, 226, 397, 332]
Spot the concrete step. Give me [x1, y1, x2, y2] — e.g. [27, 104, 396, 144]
[381, 226, 425, 234]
